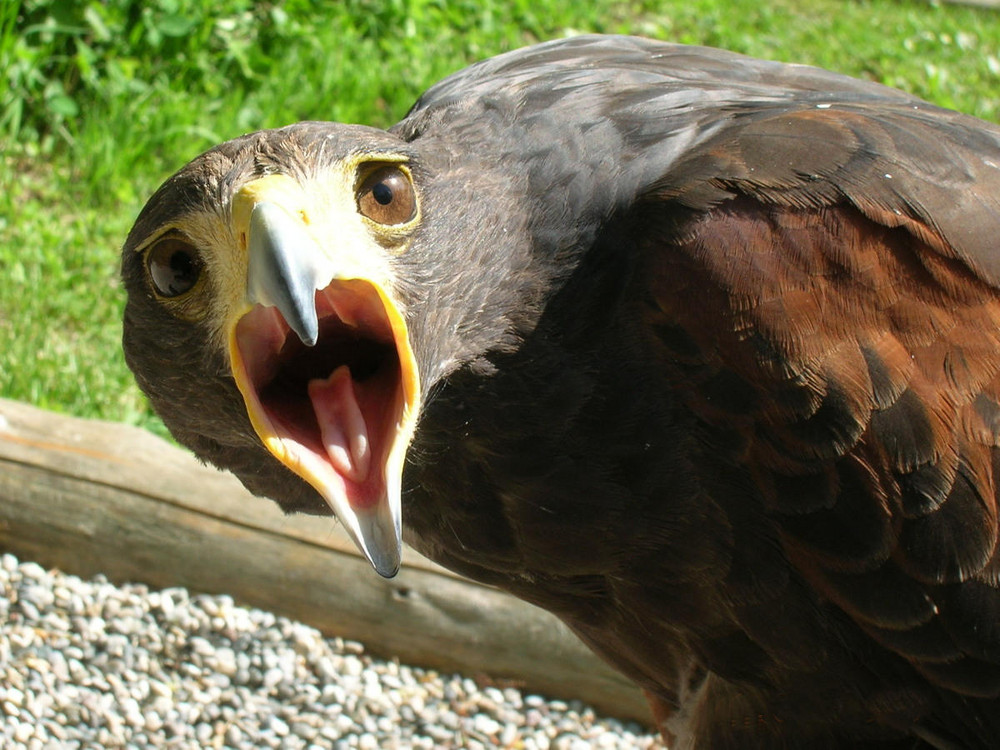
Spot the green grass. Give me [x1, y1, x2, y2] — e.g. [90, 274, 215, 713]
[2, 0, 999, 436]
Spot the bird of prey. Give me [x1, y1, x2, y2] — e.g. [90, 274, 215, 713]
[122, 35, 1000, 749]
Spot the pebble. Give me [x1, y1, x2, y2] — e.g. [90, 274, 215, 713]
[0, 552, 661, 748]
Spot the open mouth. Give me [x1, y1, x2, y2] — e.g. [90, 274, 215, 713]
[231, 279, 407, 512]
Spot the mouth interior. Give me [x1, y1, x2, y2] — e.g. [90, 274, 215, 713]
[235, 280, 403, 510]
[259, 322, 397, 448]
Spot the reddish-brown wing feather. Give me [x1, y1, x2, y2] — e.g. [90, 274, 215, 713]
[639, 104, 1000, 745]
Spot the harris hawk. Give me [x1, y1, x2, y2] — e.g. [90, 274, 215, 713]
[121, 35, 1000, 749]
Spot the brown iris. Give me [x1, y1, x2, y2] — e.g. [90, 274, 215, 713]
[147, 236, 202, 297]
[356, 165, 416, 225]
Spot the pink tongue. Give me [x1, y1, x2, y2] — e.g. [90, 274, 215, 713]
[307, 366, 371, 482]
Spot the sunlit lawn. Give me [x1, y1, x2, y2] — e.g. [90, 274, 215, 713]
[2, 0, 998, 436]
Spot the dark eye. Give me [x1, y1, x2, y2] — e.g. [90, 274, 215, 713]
[147, 237, 202, 297]
[356, 165, 416, 225]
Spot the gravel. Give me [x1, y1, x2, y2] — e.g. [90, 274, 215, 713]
[0, 553, 661, 749]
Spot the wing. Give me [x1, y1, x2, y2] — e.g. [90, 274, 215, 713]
[399, 35, 1000, 744]
[640, 102, 1000, 745]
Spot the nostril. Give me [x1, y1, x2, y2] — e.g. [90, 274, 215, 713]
[391, 585, 413, 601]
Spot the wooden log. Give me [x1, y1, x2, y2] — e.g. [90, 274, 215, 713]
[0, 398, 651, 723]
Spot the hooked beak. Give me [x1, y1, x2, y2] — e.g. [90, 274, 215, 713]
[227, 174, 420, 577]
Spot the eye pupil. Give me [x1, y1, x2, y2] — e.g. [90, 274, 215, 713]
[372, 182, 393, 205]
[147, 237, 202, 297]
[169, 250, 194, 278]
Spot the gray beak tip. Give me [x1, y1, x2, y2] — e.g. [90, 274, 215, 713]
[373, 557, 401, 579]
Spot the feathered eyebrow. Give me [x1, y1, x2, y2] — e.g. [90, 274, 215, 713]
[130, 226, 192, 255]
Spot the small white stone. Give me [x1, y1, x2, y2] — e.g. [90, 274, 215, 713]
[263, 667, 285, 689]
[14, 720, 34, 742]
[144, 709, 164, 732]
[226, 724, 243, 745]
[342, 656, 364, 678]
[473, 713, 501, 735]
[213, 646, 238, 676]
[269, 716, 290, 736]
